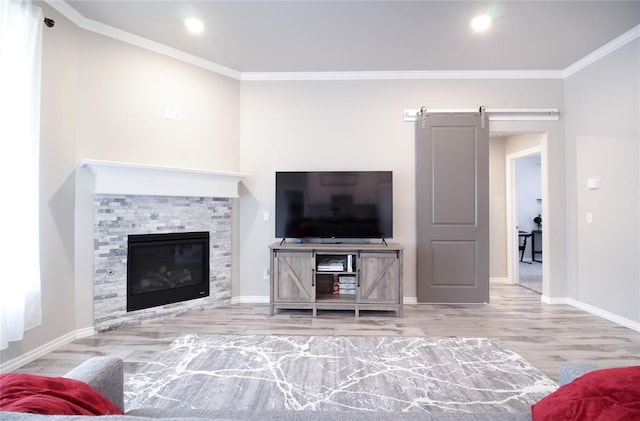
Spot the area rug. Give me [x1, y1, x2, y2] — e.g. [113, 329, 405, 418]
[124, 334, 556, 413]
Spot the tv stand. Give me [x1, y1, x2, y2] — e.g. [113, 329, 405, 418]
[269, 242, 403, 317]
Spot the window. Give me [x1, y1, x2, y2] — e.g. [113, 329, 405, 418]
[0, 0, 43, 350]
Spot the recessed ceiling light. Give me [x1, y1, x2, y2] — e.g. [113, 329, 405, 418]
[184, 18, 205, 34]
[470, 14, 492, 32]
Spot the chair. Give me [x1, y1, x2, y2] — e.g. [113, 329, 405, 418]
[518, 231, 532, 264]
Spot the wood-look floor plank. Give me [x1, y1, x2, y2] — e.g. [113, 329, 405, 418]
[12, 284, 640, 382]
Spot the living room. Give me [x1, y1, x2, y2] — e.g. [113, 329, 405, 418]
[1, 0, 639, 395]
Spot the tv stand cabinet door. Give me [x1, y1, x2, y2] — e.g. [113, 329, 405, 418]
[358, 251, 402, 305]
[273, 251, 315, 304]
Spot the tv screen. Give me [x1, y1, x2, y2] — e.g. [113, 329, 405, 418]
[275, 171, 393, 239]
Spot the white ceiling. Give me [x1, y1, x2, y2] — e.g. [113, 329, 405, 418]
[59, 1, 640, 74]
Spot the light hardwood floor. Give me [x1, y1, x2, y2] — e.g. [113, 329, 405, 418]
[13, 283, 640, 382]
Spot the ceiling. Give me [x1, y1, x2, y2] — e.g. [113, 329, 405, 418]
[60, 1, 640, 74]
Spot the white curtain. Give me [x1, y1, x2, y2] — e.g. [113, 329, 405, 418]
[0, 0, 43, 350]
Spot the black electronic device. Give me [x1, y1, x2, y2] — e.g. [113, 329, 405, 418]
[275, 171, 393, 241]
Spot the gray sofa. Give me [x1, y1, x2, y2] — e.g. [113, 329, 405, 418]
[1, 357, 598, 421]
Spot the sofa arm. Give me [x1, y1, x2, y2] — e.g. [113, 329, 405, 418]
[63, 356, 124, 412]
[559, 362, 599, 386]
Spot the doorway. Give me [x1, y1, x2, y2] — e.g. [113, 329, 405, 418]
[514, 152, 542, 293]
[505, 136, 544, 294]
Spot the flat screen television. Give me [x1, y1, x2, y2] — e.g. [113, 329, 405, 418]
[275, 171, 393, 240]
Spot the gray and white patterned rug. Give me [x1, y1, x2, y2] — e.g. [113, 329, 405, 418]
[124, 335, 556, 413]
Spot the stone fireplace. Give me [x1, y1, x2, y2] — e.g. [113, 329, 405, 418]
[84, 160, 245, 332]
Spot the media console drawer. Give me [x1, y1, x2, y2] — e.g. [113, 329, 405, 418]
[269, 242, 403, 317]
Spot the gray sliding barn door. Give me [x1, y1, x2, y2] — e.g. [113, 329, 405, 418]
[416, 110, 489, 303]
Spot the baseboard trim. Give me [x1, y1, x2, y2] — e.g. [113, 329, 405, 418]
[1, 327, 95, 373]
[566, 298, 640, 333]
[542, 295, 640, 333]
[490, 277, 512, 284]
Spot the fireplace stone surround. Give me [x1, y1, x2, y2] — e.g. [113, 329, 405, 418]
[83, 160, 245, 332]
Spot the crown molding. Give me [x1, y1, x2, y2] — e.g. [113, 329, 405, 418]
[81, 18, 240, 79]
[563, 24, 640, 78]
[44, 0, 638, 83]
[43, 0, 85, 27]
[241, 70, 564, 81]
[43, 0, 241, 80]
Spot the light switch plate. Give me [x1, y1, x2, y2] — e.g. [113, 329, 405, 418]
[586, 178, 600, 189]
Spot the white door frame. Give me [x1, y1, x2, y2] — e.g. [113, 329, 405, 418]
[506, 145, 542, 285]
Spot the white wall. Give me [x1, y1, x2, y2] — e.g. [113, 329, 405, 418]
[1, 3, 242, 366]
[489, 137, 507, 279]
[564, 39, 640, 324]
[76, 31, 240, 172]
[238, 79, 566, 301]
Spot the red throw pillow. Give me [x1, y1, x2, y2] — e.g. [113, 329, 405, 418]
[532, 366, 640, 421]
[0, 373, 123, 415]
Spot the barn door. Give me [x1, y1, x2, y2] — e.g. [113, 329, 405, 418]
[416, 109, 489, 303]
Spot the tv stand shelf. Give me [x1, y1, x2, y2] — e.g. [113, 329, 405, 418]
[269, 242, 403, 317]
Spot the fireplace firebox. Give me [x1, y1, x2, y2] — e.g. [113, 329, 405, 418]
[127, 231, 210, 312]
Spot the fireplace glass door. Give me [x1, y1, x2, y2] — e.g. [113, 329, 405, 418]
[127, 231, 210, 311]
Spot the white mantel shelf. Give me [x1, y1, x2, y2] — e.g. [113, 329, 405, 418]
[81, 159, 247, 198]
